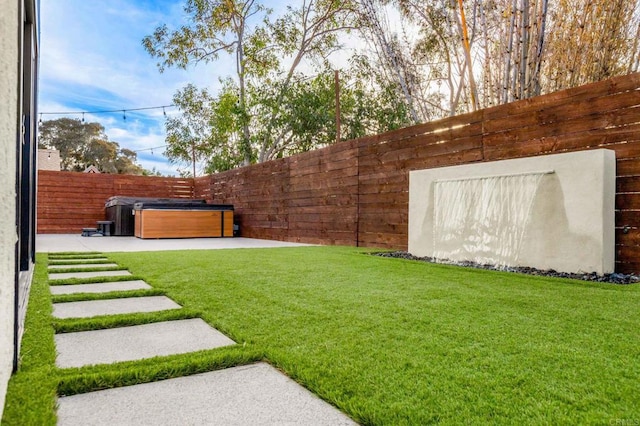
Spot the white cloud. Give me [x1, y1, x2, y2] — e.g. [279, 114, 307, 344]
[39, 0, 231, 176]
[38, 0, 369, 176]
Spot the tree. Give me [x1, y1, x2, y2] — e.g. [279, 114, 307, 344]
[359, 0, 423, 122]
[144, 0, 357, 167]
[251, 67, 411, 161]
[165, 82, 246, 175]
[164, 64, 411, 171]
[143, 0, 269, 166]
[256, 0, 358, 161]
[38, 118, 105, 171]
[543, 0, 638, 91]
[38, 118, 146, 175]
[366, 0, 639, 117]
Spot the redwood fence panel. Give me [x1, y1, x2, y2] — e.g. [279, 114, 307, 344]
[37, 171, 194, 234]
[193, 73, 640, 273]
[38, 73, 640, 273]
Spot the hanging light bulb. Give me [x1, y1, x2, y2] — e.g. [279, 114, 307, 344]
[163, 107, 166, 117]
[81, 112, 85, 123]
[38, 114, 42, 126]
[122, 110, 127, 121]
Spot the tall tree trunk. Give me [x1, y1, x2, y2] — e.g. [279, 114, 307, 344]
[457, 0, 479, 111]
[631, 20, 640, 73]
[361, 0, 420, 123]
[531, 0, 548, 96]
[236, 21, 252, 166]
[503, 0, 517, 103]
[519, 0, 530, 99]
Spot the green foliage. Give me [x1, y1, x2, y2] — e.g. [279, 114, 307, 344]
[165, 82, 247, 175]
[144, 0, 381, 170]
[253, 69, 412, 160]
[143, 0, 270, 167]
[166, 65, 413, 172]
[38, 118, 147, 175]
[142, 0, 269, 72]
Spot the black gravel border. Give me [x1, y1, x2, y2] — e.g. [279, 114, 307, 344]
[372, 251, 639, 285]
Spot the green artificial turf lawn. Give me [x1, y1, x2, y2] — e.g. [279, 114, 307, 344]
[3, 247, 639, 425]
[105, 246, 640, 425]
[1, 254, 262, 425]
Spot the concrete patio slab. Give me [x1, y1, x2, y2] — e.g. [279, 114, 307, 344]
[38, 234, 314, 253]
[48, 263, 119, 270]
[57, 362, 356, 426]
[50, 280, 152, 295]
[55, 319, 235, 368]
[48, 270, 131, 281]
[52, 296, 180, 319]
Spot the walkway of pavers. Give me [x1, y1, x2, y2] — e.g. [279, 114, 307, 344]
[48, 252, 356, 425]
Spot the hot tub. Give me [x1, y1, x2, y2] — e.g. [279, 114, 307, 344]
[133, 202, 234, 239]
[105, 196, 206, 236]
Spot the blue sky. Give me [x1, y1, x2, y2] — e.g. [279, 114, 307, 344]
[38, 1, 381, 176]
[39, 0, 234, 176]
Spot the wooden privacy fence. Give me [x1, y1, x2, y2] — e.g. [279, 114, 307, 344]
[38, 73, 640, 273]
[195, 73, 640, 273]
[37, 171, 194, 233]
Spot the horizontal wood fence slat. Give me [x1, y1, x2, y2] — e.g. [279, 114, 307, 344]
[37, 171, 195, 234]
[39, 73, 640, 273]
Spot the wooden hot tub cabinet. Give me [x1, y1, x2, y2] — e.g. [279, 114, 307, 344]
[106, 196, 206, 236]
[133, 203, 234, 239]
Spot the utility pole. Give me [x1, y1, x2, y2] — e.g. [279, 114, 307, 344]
[335, 70, 341, 144]
[192, 141, 196, 179]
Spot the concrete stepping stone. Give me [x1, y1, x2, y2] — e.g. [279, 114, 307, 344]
[49, 256, 107, 260]
[50, 280, 151, 295]
[53, 296, 181, 319]
[55, 319, 235, 368]
[48, 263, 119, 270]
[56, 362, 356, 426]
[49, 270, 131, 280]
[49, 258, 109, 263]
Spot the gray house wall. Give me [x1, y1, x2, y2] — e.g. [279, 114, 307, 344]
[0, 0, 39, 415]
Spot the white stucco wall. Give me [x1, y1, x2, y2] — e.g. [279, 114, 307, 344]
[409, 149, 616, 274]
[0, 0, 19, 413]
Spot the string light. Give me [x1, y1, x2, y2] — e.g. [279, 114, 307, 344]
[133, 145, 167, 154]
[39, 104, 176, 122]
